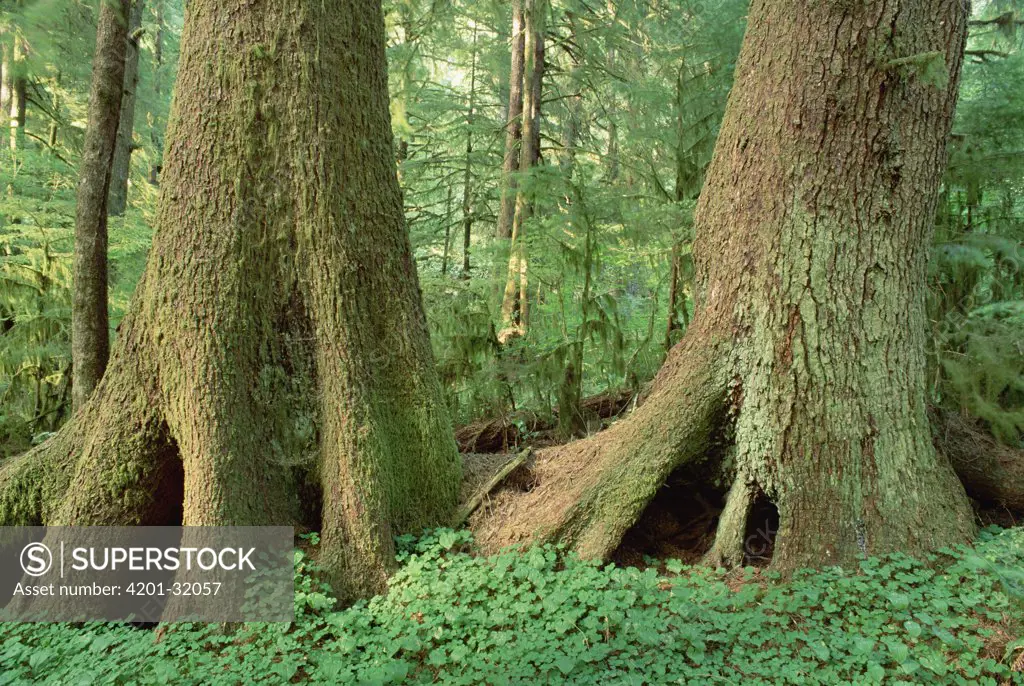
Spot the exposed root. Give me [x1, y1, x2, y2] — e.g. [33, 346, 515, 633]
[453, 448, 533, 527]
[703, 476, 757, 569]
[471, 324, 728, 559]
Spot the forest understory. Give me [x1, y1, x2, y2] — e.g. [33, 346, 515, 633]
[1, 0, 1024, 682]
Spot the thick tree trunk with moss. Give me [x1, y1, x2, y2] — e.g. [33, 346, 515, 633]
[108, 0, 145, 216]
[475, 0, 976, 571]
[1, 0, 461, 603]
[72, 0, 132, 409]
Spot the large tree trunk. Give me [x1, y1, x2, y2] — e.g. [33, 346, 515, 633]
[71, 0, 132, 409]
[2, 0, 460, 603]
[475, 0, 976, 571]
[108, 0, 145, 216]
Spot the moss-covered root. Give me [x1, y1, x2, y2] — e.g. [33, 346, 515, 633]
[0, 366, 183, 528]
[0, 426, 80, 526]
[471, 324, 728, 559]
[703, 476, 756, 568]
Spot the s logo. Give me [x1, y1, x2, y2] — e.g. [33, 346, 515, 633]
[20, 543, 52, 577]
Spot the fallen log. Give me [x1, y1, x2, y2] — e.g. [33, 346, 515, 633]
[933, 409, 1024, 513]
[453, 388, 640, 453]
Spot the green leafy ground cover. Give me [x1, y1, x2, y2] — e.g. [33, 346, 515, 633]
[1, 527, 1022, 685]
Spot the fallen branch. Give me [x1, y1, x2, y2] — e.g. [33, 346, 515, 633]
[454, 448, 533, 528]
[454, 387, 639, 452]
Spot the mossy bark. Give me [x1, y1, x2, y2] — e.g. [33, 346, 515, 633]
[476, 0, 976, 570]
[72, 0, 132, 409]
[1, 0, 460, 603]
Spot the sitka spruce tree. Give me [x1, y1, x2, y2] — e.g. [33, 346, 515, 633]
[0, 0, 461, 601]
[474, 0, 977, 570]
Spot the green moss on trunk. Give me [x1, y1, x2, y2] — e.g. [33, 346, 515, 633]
[0, 0, 460, 604]
[475, 0, 976, 571]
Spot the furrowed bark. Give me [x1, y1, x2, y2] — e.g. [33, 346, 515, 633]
[700, 0, 975, 570]
[1, 0, 461, 605]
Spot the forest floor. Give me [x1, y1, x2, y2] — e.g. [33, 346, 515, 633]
[0, 526, 1021, 684]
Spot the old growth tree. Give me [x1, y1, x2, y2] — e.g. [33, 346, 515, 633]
[0, 0, 461, 601]
[474, 0, 978, 570]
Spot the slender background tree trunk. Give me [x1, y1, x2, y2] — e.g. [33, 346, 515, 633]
[71, 0, 131, 409]
[499, 0, 544, 341]
[0, 41, 9, 124]
[148, 0, 164, 185]
[496, 0, 525, 241]
[460, 23, 477, 278]
[108, 0, 145, 216]
[8, 33, 26, 151]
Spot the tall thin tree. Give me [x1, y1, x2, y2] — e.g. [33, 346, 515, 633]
[499, 0, 545, 341]
[496, 0, 525, 241]
[108, 0, 145, 216]
[72, 0, 132, 409]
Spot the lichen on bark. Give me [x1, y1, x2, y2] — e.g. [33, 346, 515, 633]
[1, 0, 461, 603]
[473, 0, 977, 572]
